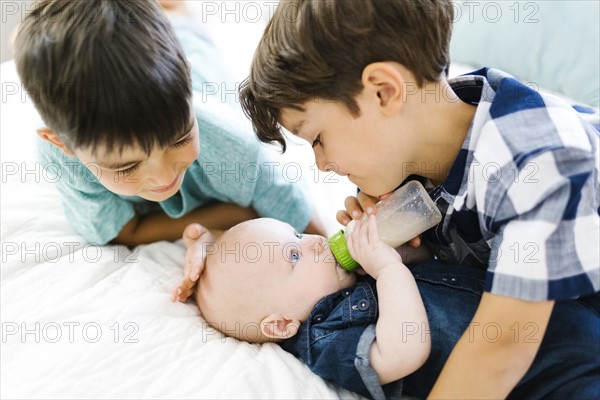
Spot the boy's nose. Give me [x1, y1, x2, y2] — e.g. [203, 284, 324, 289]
[146, 162, 178, 186]
[314, 155, 329, 172]
[314, 153, 336, 173]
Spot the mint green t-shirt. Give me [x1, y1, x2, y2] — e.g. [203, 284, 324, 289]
[36, 19, 312, 244]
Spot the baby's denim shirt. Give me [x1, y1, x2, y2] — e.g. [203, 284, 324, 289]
[281, 278, 403, 399]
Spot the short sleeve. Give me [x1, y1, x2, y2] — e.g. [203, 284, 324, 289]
[355, 325, 404, 400]
[37, 139, 136, 245]
[192, 99, 313, 232]
[484, 147, 599, 301]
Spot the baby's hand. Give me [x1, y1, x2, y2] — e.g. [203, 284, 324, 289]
[345, 215, 403, 279]
[171, 223, 215, 303]
[337, 191, 422, 249]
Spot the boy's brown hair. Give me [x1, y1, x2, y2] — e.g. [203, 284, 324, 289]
[14, 0, 192, 155]
[240, 0, 454, 151]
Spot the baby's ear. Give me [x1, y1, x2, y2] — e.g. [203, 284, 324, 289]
[260, 314, 300, 340]
[36, 128, 74, 156]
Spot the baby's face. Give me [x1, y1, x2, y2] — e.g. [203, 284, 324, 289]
[207, 218, 357, 322]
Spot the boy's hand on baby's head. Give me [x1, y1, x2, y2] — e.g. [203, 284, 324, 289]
[345, 215, 403, 280]
[336, 192, 380, 226]
[172, 223, 215, 303]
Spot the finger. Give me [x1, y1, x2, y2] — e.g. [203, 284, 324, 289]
[354, 218, 369, 248]
[344, 196, 364, 220]
[179, 276, 196, 292]
[183, 223, 203, 241]
[407, 235, 421, 248]
[378, 191, 394, 201]
[171, 286, 183, 302]
[367, 215, 379, 244]
[354, 267, 368, 276]
[183, 255, 194, 276]
[357, 192, 379, 216]
[336, 210, 352, 226]
[178, 287, 194, 302]
[190, 259, 203, 281]
[346, 228, 355, 257]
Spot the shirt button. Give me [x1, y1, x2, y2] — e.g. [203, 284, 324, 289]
[358, 300, 370, 311]
[352, 299, 370, 311]
[313, 315, 324, 323]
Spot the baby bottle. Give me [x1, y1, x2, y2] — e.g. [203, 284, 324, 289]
[328, 180, 442, 271]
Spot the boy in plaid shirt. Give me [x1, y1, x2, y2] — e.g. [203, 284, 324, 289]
[239, 0, 599, 398]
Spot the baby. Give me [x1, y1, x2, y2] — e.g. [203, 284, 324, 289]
[195, 217, 430, 398]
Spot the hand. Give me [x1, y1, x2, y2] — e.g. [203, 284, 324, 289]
[345, 215, 404, 279]
[171, 223, 215, 303]
[336, 192, 381, 226]
[336, 192, 422, 249]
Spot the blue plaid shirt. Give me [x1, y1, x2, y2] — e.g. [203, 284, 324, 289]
[422, 68, 600, 301]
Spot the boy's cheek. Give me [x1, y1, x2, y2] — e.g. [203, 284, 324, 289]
[97, 175, 141, 197]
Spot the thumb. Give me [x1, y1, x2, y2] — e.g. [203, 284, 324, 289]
[378, 192, 393, 201]
[183, 223, 203, 240]
[407, 235, 421, 248]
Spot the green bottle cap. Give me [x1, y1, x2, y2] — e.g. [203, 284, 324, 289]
[328, 230, 360, 272]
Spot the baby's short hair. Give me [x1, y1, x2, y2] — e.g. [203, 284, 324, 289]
[195, 225, 274, 344]
[14, 0, 192, 154]
[240, 0, 454, 151]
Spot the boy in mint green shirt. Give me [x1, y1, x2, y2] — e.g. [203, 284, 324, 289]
[15, 1, 324, 296]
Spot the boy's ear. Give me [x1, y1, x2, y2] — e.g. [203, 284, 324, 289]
[260, 314, 300, 340]
[361, 62, 405, 116]
[36, 128, 75, 156]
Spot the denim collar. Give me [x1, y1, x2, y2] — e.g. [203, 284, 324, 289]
[289, 278, 379, 365]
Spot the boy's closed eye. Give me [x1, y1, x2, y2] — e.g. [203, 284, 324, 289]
[311, 134, 322, 148]
[104, 132, 194, 176]
[170, 132, 193, 148]
[114, 164, 140, 177]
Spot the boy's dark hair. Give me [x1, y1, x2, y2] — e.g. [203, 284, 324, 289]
[240, 0, 454, 151]
[14, 0, 192, 154]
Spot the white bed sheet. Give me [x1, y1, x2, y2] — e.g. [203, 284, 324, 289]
[0, 59, 362, 399]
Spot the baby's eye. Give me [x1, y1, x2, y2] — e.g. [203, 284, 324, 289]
[294, 232, 303, 239]
[290, 249, 300, 263]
